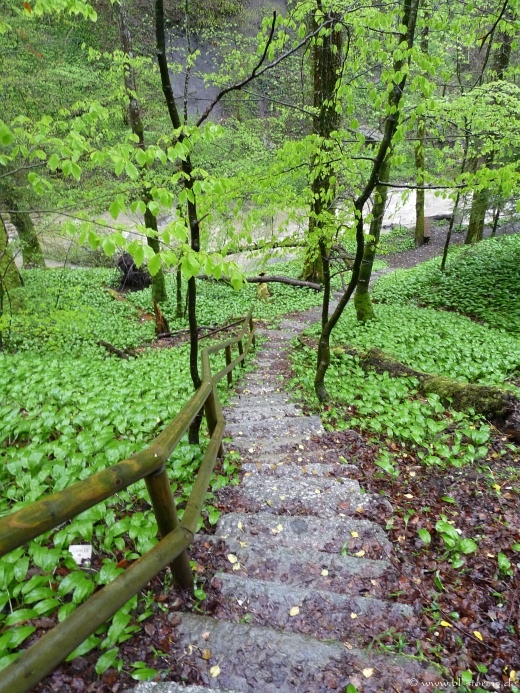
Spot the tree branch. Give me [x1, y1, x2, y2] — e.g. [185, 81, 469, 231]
[195, 13, 336, 127]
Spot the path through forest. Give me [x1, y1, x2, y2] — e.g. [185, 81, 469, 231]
[131, 272, 447, 693]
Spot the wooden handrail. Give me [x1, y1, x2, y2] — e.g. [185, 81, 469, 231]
[0, 309, 256, 693]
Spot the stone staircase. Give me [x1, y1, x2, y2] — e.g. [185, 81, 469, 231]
[133, 309, 447, 693]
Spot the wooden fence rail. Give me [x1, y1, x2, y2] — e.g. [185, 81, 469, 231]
[0, 308, 256, 693]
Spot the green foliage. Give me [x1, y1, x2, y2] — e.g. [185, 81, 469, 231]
[372, 235, 520, 333]
[291, 301, 519, 471]
[3, 268, 154, 353]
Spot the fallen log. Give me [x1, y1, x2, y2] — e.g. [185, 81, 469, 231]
[98, 340, 131, 360]
[197, 274, 322, 291]
[351, 347, 519, 439]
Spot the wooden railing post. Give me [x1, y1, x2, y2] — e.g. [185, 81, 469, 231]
[145, 466, 193, 590]
[225, 344, 232, 385]
[249, 314, 255, 346]
[204, 386, 224, 457]
[238, 339, 244, 357]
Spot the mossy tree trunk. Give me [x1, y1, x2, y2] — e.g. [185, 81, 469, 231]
[0, 214, 23, 348]
[353, 155, 391, 322]
[465, 180, 490, 245]
[302, 2, 343, 285]
[2, 183, 45, 268]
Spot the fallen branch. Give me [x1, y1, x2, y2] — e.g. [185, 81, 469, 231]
[197, 274, 322, 291]
[97, 340, 131, 359]
[350, 346, 519, 438]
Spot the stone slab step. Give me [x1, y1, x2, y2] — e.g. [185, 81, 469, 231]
[227, 394, 295, 407]
[236, 474, 370, 517]
[216, 512, 391, 557]
[241, 461, 342, 478]
[132, 686, 240, 693]
[199, 536, 394, 599]
[133, 613, 447, 693]
[224, 404, 302, 424]
[226, 416, 324, 439]
[213, 573, 413, 644]
[230, 436, 310, 455]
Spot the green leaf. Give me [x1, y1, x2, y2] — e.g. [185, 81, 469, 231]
[459, 538, 478, 554]
[95, 647, 119, 675]
[460, 671, 472, 685]
[0, 122, 13, 146]
[497, 552, 511, 572]
[109, 199, 121, 220]
[418, 528, 431, 545]
[66, 633, 100, 661]
[5, 609, 38, 626]
[346, 685, 359, 693]
[148, 253, 162, 277]
[125, 160, 139, 181]
[131, 667, 157, 681]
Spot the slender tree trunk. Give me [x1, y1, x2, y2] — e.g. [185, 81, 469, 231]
[118, 0, 167, 303]
[3, 185, 45, 268]
[354, 156, 391, 322]
[491, 207, 500, 237]
[414, 13, 429, 248]
[415, 117, 426, 247]
[314, 0, 419, 401]
[156, 0, 203, 443]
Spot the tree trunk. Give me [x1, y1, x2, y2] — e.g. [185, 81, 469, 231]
[314, 0, 419, 401]
[156, 0, 202, 443]
[465, 186, 489, 245]
[0, 213, 23, 292]
[118, 0, 167, 303]
[3, 184, 45, 268]
[414, 15, 429, 248]
[463, 23, 512, 247]
[354, 155, 391, 322]
[302, 2, 343, 284]
[415, 117, 426, 247]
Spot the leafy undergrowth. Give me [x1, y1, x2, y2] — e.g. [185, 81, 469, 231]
[3, 268, 155, 354]
[372, 233, 520, 333]
[1, 258, 348, 682]
[289, 300, 520, 690]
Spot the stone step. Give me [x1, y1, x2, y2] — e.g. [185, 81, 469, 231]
[241, 461, 343, 478]
[226, 415, 324, 439]
[199, 536, 394, 599]
[212, 573, 413, 644]
[226, 394, 296, 408]
[216, 512, 391, 558]
[236, 473, 367, 518]
[224, 404, 302, 424]
[132, 613, 446, 693]
[230, 435, 310, 456]
[132, 685, 240, 693]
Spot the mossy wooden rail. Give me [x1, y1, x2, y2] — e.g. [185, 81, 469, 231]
[0, 309, 256, 693]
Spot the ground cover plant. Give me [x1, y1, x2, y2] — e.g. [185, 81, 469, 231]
[0, 259, 348, 681]
[371, 234, 520, 334]
[289, 282, 520, 689]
